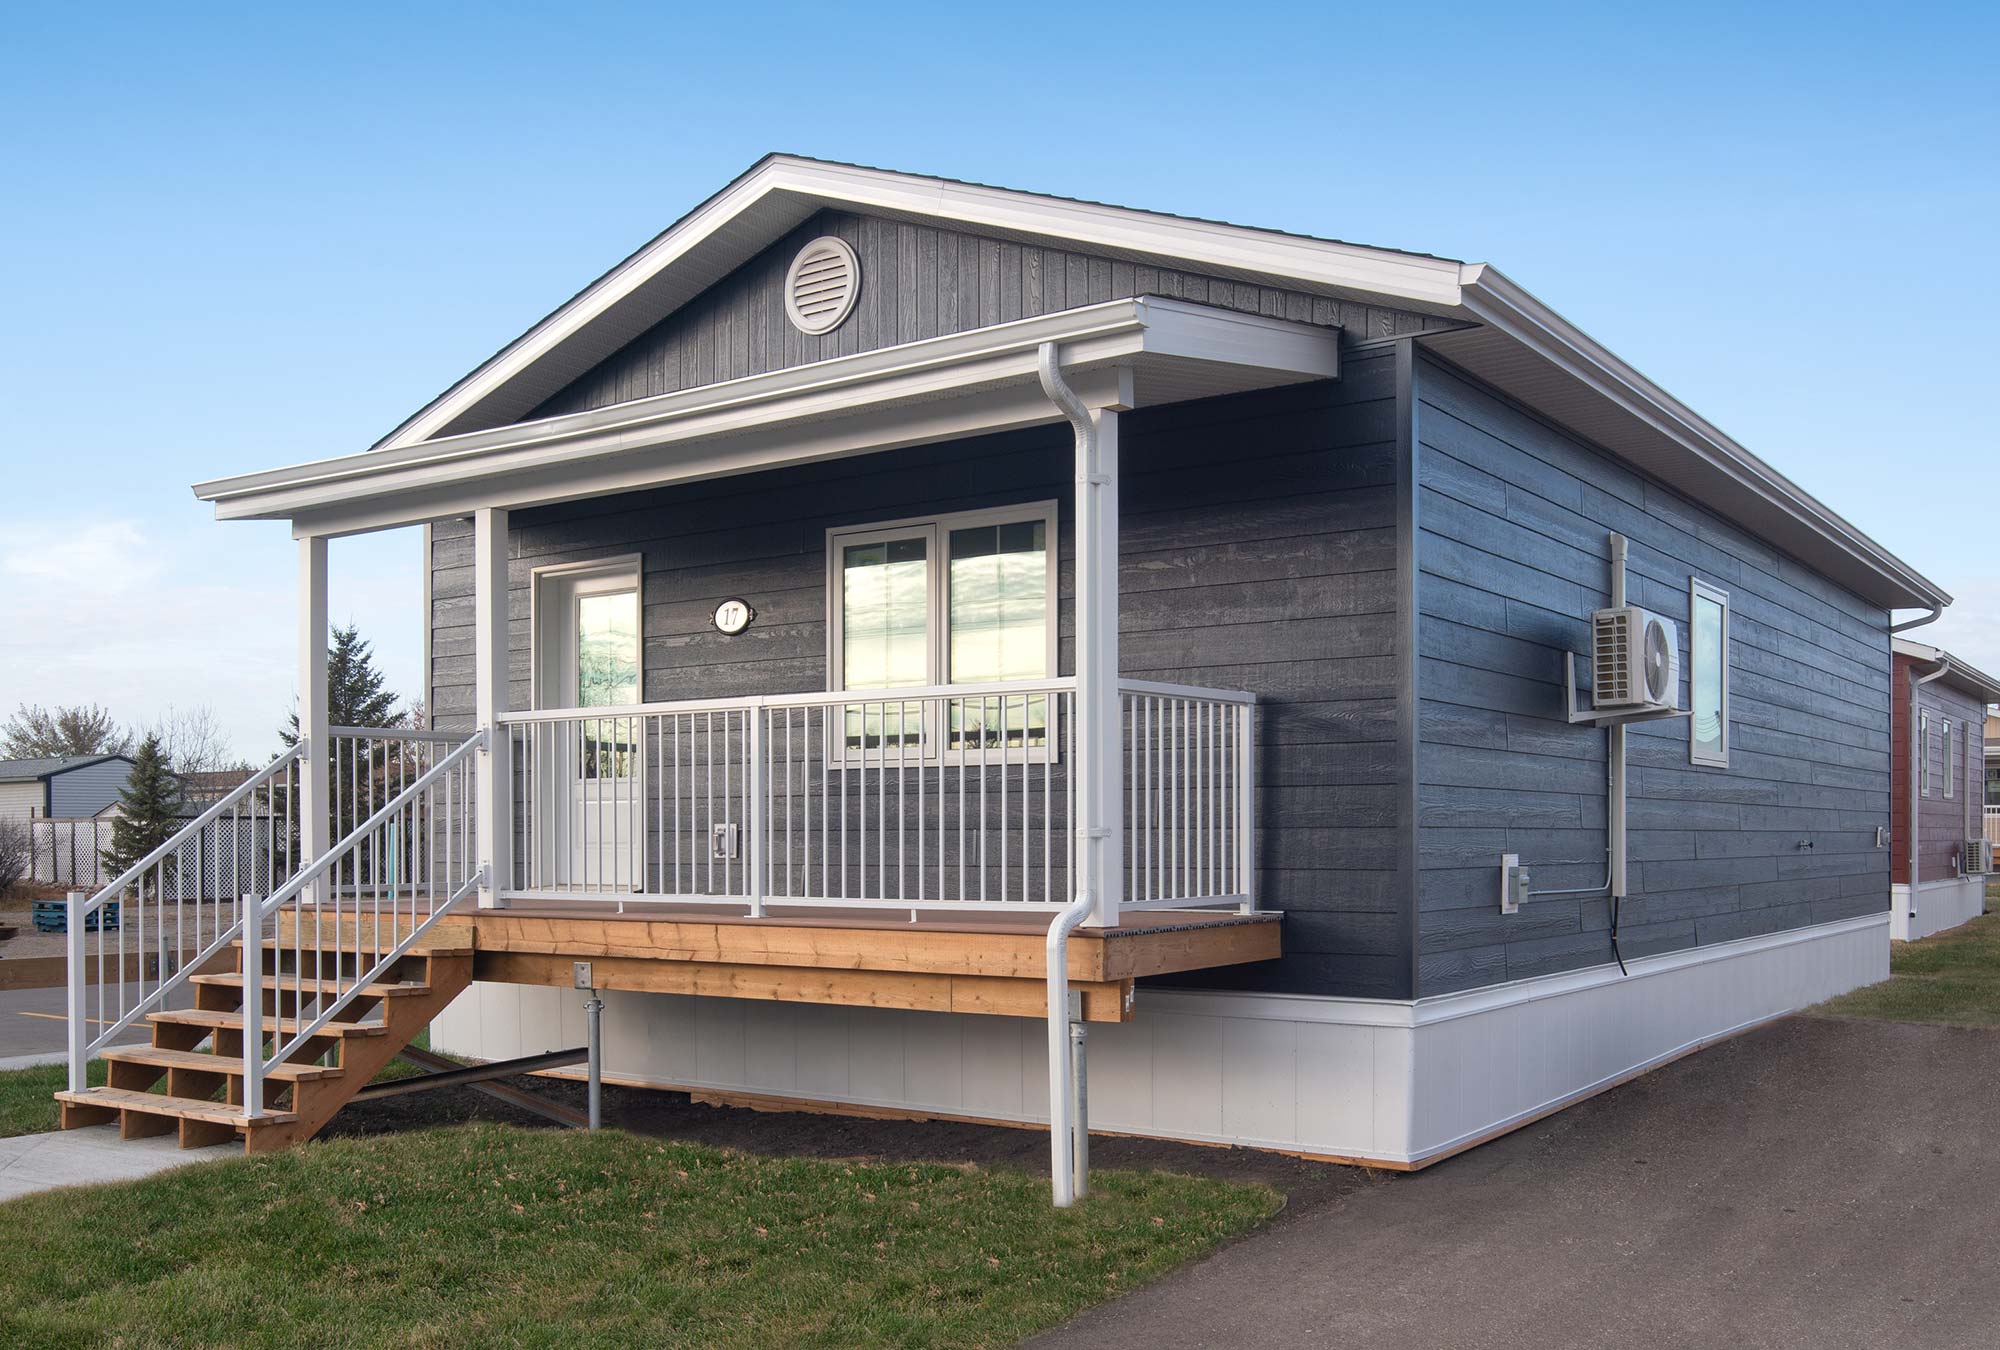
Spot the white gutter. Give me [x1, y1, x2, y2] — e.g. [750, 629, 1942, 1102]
[1038, 339, 1102, 1210]
[1453, 265, 1949, 613]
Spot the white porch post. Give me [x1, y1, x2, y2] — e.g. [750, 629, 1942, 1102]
[1075, 408, 1124, 928]
[297, 536, 329, 900]
[474, 507, 511, 907]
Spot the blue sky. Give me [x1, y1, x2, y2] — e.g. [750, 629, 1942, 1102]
[2, 2, 1995, 758]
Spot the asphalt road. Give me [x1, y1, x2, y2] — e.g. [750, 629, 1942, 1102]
[1034, 1016, 2000, 1350]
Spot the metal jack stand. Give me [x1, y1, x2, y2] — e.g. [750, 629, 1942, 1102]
[1068, 994, 1089, 1199]
[585, 990, 604, 1131]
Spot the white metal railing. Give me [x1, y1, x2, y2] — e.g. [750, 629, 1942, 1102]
[499, 678, 1256, 917]
[1985, 805, 2000, 847]
[1121, 680, 1257, 910]
[238, 729, 483, 1117]
[66, 746, 304, 1090]
[326, 726, 475, 900]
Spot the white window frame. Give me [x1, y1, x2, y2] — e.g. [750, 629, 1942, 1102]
[529, 555, 645, 711]
[826, 500, 1060, 765]
[1921, 710, 1933, 797]
[1688, 578, 1731, 768]
[1944, 716, 1956, 800]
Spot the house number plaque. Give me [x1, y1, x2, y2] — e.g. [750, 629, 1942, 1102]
[712, 598, 755, 635]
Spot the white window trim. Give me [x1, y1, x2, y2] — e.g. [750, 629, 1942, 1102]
[1944, 716, 1956, 800]
[1689, 578, 1731, 768]
[529, 554, 645, 710]
[825, 500, 1060, 766]
[1921, 710, 1932, 798]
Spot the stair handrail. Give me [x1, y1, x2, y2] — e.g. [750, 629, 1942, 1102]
[67, 745, 304, 1090]
[79, 744, 303, 918]
[243, 728, 484, 1115]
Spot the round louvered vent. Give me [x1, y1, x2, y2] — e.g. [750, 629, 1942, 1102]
[784, 237, 860, 335]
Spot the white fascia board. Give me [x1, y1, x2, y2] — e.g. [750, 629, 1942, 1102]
[1892, 638, 2000, 702]
[195, 298, 1335, 535]
[377, 155, 1453, 451]
[1454, 264, 1950, 611]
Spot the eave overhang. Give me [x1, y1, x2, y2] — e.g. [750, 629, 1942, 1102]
[201, 154, 1946, 613]
[1891, 639, 2000, 704]
[192, 297, 1338, 537]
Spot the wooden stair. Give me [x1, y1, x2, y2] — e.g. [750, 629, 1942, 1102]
[56, 936, 472, 1154]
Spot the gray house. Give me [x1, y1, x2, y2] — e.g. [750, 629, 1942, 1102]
[127, 156, 1948, 1184]
[0, 755, 133, 822]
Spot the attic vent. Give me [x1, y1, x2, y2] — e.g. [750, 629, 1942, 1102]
[784, 237, 860, 335]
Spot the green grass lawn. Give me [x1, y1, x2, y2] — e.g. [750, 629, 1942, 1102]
[0, 1123, 1279, 1348]
[1812, 908, 2000, 1026]
[0, 1059, 106, 1138]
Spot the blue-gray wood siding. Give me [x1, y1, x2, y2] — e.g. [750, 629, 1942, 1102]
[432, 357, 1410, 997]
[527, 210, 1457, 422]
[1412, 353, 1892, 996]
[48, 759, 133, 818]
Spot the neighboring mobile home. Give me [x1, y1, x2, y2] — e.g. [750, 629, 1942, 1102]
[1889, 639, 1998, 941]
[0, 754, 133, 822]
[59, 157, 1954, 1195]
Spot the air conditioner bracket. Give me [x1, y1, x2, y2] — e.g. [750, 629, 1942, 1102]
[1564, 651, 1695, 728]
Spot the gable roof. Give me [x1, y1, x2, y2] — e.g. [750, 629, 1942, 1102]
[0, 754, 133, 785]
[230, 154, 1950, 614]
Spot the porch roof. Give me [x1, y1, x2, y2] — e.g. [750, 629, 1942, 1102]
[192, 296, 1338, 537]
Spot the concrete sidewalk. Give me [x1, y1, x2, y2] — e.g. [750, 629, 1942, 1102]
[0, 1124, 233, 1203]
[1035, 1017, 2000, 1350]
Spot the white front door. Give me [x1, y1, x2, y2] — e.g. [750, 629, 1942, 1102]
[534, 562, 643, 894]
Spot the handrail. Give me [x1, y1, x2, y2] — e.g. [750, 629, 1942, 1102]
[245, 727, 484, 1111]
[79, 745, 301, 916]
[494, 677, 1080, 725]
[255, 731, 483, 921]
[329, 724, 472, 744]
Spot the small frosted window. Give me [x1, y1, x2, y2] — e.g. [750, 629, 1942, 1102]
[1690, 581, 1729, 767]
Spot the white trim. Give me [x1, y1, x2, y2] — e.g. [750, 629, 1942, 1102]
[434, 910, 1888, 1168]
[308, 155, 1939, 610]
[825, 500, 1059, 694]
[196, 297, 1329, 538]
[528, 554, 645, 711]
[1689, 577, 1730, 768]
[373, 156, 1453, 450]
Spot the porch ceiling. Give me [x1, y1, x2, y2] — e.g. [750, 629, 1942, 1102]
[193, 297, 1338, 538]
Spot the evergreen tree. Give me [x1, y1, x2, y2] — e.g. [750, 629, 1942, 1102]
[281, 623, 400, 744]
[101, 733, 183, 886]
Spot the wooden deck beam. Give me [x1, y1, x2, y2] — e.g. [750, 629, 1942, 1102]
[463, 908, 1277, 1022]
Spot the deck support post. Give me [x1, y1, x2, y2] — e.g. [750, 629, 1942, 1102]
[298, 535, 329, 904]
[474, 507, 511, 908]
[584, 988, 604, 1131]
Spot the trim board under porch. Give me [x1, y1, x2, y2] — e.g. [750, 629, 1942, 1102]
[431, 910, 1889, 1170]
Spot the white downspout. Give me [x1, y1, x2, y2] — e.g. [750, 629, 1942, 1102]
[1039, 340, 1103, 1209]
[1910, 657, 1952, 925]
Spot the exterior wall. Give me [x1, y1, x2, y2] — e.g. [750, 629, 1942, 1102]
[47, 759, 132, 818]
[1889, 650, 1985, 885]
[432, 910, 1885, 1167]
[1412, 353, 1894, 996]
[433, 356, 1412, 997]
[0, 781, 43, 822]
[527, 209, 1457, 423]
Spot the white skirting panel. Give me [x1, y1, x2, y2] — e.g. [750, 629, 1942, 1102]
[429, 911, 1888, 1168]
[1889, 878, 1986, 942]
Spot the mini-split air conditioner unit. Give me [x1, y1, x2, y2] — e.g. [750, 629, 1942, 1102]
[1592, 606, 1682, 712]
[1965, 839, 1993, 876]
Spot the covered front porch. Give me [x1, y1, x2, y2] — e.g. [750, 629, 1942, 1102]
[171, 293, 1337, 1197]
